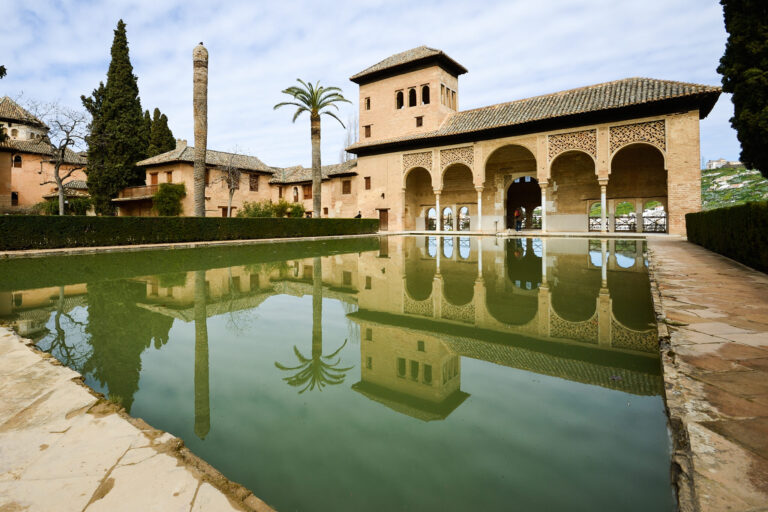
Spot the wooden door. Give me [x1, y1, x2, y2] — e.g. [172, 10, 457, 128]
[378, 209, 388, 231]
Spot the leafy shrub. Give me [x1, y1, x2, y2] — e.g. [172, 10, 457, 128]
[153, 183, 186, 216]
[237, 199, 306, 218]
[0, 216, 379, 250]
[36, 197, 92, 216]
[686, 201, 768, 273]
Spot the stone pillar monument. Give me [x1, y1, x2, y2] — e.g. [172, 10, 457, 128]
[193, 43, 209, 217]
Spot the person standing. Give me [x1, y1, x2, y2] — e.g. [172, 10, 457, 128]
[514, 208, 522, 232]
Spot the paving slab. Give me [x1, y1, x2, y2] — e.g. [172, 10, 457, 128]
[649, 239, 768, 511]
[0, 326, 274, 512]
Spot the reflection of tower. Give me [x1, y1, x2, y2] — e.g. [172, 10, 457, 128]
[194, 270, 210, 439]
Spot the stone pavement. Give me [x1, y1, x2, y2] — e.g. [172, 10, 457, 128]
[648, 239, 768, 512]
[0, 327, 274, 512]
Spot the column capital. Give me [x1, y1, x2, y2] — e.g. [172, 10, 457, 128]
[475, 185, 484, 192]
[433, 189, 442, 196]
[598, 178, 609, 187]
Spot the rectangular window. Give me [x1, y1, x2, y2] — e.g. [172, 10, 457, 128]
[166, 171, 172, 183]
[150, 173, 158, 185]
[303, 184, 312, 199]
[249, 174, 259, 191]
[441, 84, 445, 105]
[364, 125, 371, 138]
[366, 357, 373, 370]
[364, 176, 371, 190]
[205, 169, 210, 186]
[365, 327, 372, 341]
[231, 276, 240, 293]
[11, 192, 18, 206]
[415, 116, 423, 127]
[410, 360, 419, 380]
[364, 97, 371, 110]
[278, 186, 283, 199]
[343, 270, 352, 286]
[150, 282, 158, 296]
[342, 180, 351, 194]
[397, 358, 406, 378]
[423, 364, 432, 384]
[365, 276, 372, 290]
[303, 265, 313, 280]
[323, 207, 328, 215]
[452, 90, 456, 109]
[417, 340, 425, 352]
[250, 273, 259, 290]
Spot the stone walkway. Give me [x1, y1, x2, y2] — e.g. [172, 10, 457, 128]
[648, 239, 768, 512]
[0, 327, 273, 512]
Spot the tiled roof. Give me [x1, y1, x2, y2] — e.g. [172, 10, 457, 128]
[0, 138, 87, 165]
[350, 46, 467, 83]
[269, 159, 358, 184]
[0, 96, 47, 127]
[63, 180, 88, 190]
[348, 77, 721, 152]
[137, 143, 273, 172]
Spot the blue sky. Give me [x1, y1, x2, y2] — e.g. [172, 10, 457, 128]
[2, 0, 737, 167]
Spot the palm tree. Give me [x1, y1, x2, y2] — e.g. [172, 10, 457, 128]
[274, 80, 350, 217]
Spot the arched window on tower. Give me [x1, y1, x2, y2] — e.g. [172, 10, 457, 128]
[10, 128, 18, 138]
[12, 155, 22, 168]
[396, 91, 404, 109]
[408, 89, 417, 107]
[421, 85, 430, 105]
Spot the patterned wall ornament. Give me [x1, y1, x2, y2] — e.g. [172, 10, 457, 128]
[403, 293, 434, 317]
[439, 146, 474, 170]
[403, 151, 432, 173]
[547, 129, 597, 161]
[609, 120, 666, 154]
[441, 299, 475, 324]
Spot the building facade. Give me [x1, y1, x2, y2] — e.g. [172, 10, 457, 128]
[346, 47, 721, 235]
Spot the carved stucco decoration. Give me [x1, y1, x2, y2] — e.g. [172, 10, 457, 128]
[441, 299, 475, 324]
[403, 151, 432, 173]
[547, 129, 597, 161]
[403, 293, 434, 318]
[609, 120, 666, 154]
[440, 146, 474, 170]
[610, 319, 657, 353]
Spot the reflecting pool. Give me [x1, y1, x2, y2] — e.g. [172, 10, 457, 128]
[0, 236, 673, 511]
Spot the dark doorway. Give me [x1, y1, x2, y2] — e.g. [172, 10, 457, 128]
[378, 209, 389, 231]
[506, 176, 541, 229]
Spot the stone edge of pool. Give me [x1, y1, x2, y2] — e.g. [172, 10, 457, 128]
[0, 325, 275, 512]
[647, 239, 768, 512]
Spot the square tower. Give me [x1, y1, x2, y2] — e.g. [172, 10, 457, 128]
[350, 46, 467, 143]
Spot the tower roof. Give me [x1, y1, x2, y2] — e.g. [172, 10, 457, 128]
[0, 96, 47, 128]
[350, 46, 467, 85]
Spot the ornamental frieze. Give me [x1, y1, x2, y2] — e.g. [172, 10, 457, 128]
[609, 120, 666, 154]
[547, 129, 597, 160]
[439, 146, 474, 170]
[403, 151, 432, 172]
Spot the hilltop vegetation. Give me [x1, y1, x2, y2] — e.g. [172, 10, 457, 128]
[702, 167, 768, 210]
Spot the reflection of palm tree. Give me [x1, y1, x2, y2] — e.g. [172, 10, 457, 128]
[275, 257, 352, 393]
[194, 270, 210, 440]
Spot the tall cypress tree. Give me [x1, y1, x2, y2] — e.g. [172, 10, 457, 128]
[82, 20, 146, 214]
[142, 110, 152, 155]
[717, 0, 768, 178]
[148, 108, 176, 157]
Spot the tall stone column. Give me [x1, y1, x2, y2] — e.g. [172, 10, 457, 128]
[635, 199, 644, 233]
[540, 185, 548, 232]
[434, 190, 441, 231]
[599, 180, 608, 233]
[193, 43, 209, 217]
[601, 239, 608, 286]
[475, 187, 483, 232]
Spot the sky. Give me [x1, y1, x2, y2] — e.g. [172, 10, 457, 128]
[2, 0, 737, 168]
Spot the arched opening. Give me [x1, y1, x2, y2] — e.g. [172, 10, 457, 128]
[614, 201, 636, 232]
[404, 167, 433, 230]
[292, 187, 299, 203]
[484, 145, 537, 230]
[426, 207, 437, 231]
[643, 200, 667, 233]
[458, 236, 471, 259]
[405, 237, 436, 301]
[506, 176, 540, 229]
[614, 240, 637, 269]
[443, 236, 453, 258]
[396, 91, 404, 109]
[421, 85, 430, 105]
[442, 245, 476, 306]
[588, 202, 602, 232]
[458, 206, 470, 231]
[551, 253, 602, 322]
[13, 155, 22, 168]
[441, 207, 454, 231]
[440, 163, 474, 231]
[532, 206, 543, 229]
[550, 151, 599, 232]
[11, 128, 18, 138]
[408, 89, 417, 107]
[609, 144, 667, 233]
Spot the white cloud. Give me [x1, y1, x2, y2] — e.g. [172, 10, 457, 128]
[2, 0, 738, 167]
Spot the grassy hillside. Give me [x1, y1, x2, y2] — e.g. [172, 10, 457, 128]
[702, 167, 768, 210]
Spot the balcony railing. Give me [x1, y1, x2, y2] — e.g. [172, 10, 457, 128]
[117, 184, 158, 199]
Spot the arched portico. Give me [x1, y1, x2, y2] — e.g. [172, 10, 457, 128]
[403, 167, 433, 230]
[608, 143, 668, 233]
[439, 163, 475, 231]
[506, 176, 541, 229]
[549, 150, 600, 232]
[483, 144, 538, 232]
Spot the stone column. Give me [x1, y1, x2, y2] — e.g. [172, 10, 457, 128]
[434, 190, 441, 231]
[599, 180, 608, 233]
[476, 186, 484, 233]
[477, 237, 483, 276]
[192, 43, 209, 218]
[601, 239, 608, 286]
[635, 199, 644, 233]
[540, 185, 548, 232]
[541, 237, 548, 284]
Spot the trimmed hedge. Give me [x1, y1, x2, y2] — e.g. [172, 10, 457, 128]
[0, 216, 379, 251]
[686, 201, 768, 273]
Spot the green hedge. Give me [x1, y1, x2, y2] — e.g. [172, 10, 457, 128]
[686, 201, 768, 272]
[0, 216, 379, 251]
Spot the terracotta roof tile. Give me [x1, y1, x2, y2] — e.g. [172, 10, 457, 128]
[350, 46, 467, 82]
[269, 160, 358, 184]
[0, 138, 86, 165]
[0, 96, 47, 127]
[137, 143, 273, 172]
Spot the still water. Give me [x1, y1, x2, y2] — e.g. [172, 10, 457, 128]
[0, 236, 674, 511]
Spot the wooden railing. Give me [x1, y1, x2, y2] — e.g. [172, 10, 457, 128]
[117, 184, 158, 199]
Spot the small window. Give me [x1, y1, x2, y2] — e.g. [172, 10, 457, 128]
[166, 171, 173, 183]
[250, 273, 259, 290]
[205, 169, 210, 186]
[441, 84, 445, 105]
[410, 360, 419, 380]
[396, 91, 404, 109]
[365, 327, 372, 341]
[364, 176, 371, 190]
[303, 265, 313, 280]
[303, 184, 312, 199]
[365, 276, 371, 290]
[408, 88, 417, 107]
[423, 364, 432, 384]
[417, 340, 425, 352]
[12, 155, 22, 168]
[366, 357, 373, 370]
[13, 293, 22, 307]
[364, 125, 371, 138]
[397, 358, 406, 378]
[11, 191, 18, 206]
[364, 97, 371, 110]
[452, 90, 456, 109]
[342, 180, 351, 194]
[323, 207, 328, 215]
[343, 270, 352, 286]
[293, 187, 299, 203]
[278, 186, 283, 199]
[421, 85, 430, 105]
[150, 172, 158, 185]
[415, 116, 423, 127]
[10, 128, 18, 138]
[249, 174, 259, 191]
